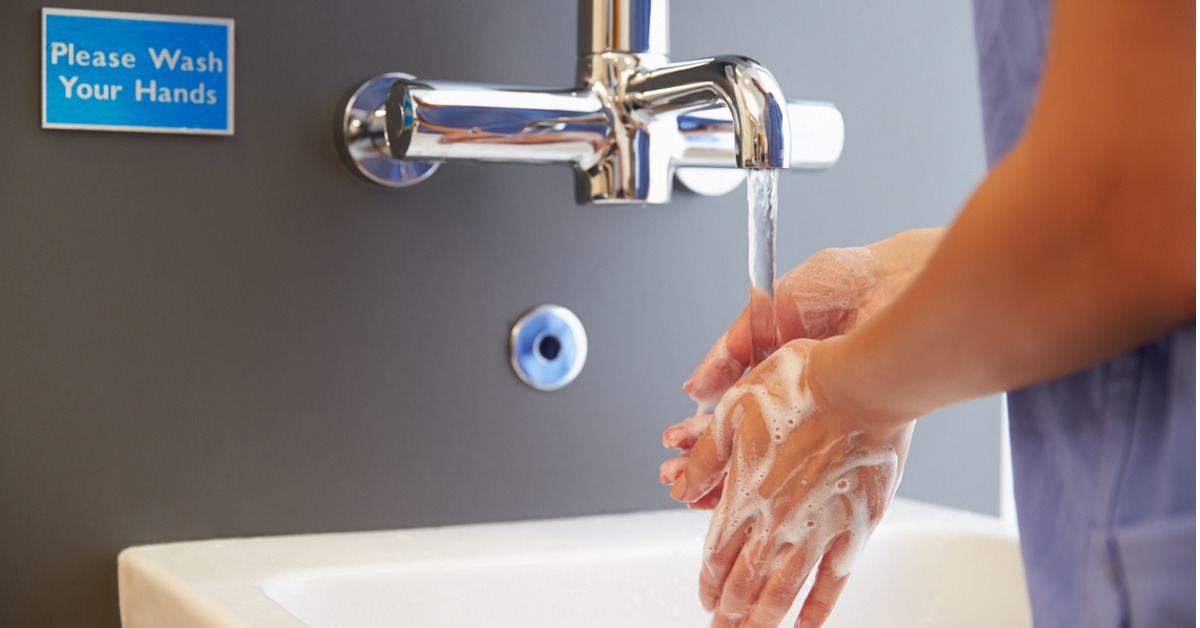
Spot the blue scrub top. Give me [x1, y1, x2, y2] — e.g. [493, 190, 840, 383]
[973, 1, 1197, 626]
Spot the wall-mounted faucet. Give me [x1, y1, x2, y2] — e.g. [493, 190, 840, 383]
[340, 0, 844, 204]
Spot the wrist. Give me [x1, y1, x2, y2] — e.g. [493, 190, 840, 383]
[809, 335, 916, 435]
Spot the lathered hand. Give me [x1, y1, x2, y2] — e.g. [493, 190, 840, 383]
[677, 340, 913, 627]
[661, 230, 939, 509]
[686, 230, 943, 409]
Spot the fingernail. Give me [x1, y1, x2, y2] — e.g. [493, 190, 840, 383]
[797, 618, 816, 628]
[669, 475, 689, 501]
[660, 467, 677, 486]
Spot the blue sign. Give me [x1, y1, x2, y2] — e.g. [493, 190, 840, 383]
[42, 8, 234, 135]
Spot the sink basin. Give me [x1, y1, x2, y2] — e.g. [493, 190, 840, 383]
[118, 499, 1031, 627]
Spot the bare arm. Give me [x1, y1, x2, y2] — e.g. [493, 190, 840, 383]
[820, 0, 1196, 425]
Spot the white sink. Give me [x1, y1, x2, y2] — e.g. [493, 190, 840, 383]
[118, 499, 1031, 627]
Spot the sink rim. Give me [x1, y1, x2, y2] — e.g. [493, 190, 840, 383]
[118, 499, 1019, 628]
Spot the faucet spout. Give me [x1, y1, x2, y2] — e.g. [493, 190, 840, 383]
[627, 55, 791, 169]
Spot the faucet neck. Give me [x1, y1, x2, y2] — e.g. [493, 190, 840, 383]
[578, 0, 669, 59]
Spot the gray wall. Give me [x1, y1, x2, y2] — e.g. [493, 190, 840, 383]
[0, 1, 996, 626]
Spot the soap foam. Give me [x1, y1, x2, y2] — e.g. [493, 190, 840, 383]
[707, 344, 812, 464]
[702, 341, 902, 594]
[787, 247, 877, 339]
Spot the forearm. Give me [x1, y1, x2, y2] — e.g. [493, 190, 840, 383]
[823, 160, 1191, 424]
[817, 0, 1195, 425]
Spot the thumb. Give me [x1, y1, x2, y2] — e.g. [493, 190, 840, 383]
[670, 393, 745, 503]
[683, 308, 752, 408]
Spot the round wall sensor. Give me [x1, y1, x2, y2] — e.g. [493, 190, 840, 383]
[509, 305, 588, 391]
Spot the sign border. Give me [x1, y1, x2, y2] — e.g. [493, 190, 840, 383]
[41, 7, 235, 136]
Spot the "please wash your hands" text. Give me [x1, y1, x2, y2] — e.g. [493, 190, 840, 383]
[49, 42, 224, 104]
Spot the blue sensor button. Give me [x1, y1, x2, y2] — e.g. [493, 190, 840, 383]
[509, 305, 588, 391]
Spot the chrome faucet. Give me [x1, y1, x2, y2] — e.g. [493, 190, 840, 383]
[340, 0, 843, 204]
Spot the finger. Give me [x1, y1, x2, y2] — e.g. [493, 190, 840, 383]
[683, 309, 752, 408]
[663, 412, 713, 450]
[688, 482, 724, 511]
[671, 404, 739, 503]
[796, 535, 855, 628]
[743, 537, 827, 628]
[699, 513, 753, 612]
[660, 455, 689, 485]
[713, 537, 775, 626]
[741, 543, 811, 628]
[709, 612, 740, 628]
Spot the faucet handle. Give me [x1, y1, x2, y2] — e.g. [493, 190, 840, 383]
[675, 101, 845, 197]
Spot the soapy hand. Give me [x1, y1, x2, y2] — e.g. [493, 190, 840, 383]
[661, 231, 939, 507]
[688, 232, 942, 409]
[678, 340, 913, 627]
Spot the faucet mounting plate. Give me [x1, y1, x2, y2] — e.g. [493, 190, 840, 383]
[340, 74, 440, 188]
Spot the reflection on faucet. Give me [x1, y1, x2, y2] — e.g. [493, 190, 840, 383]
[624, 55, 790, 169]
